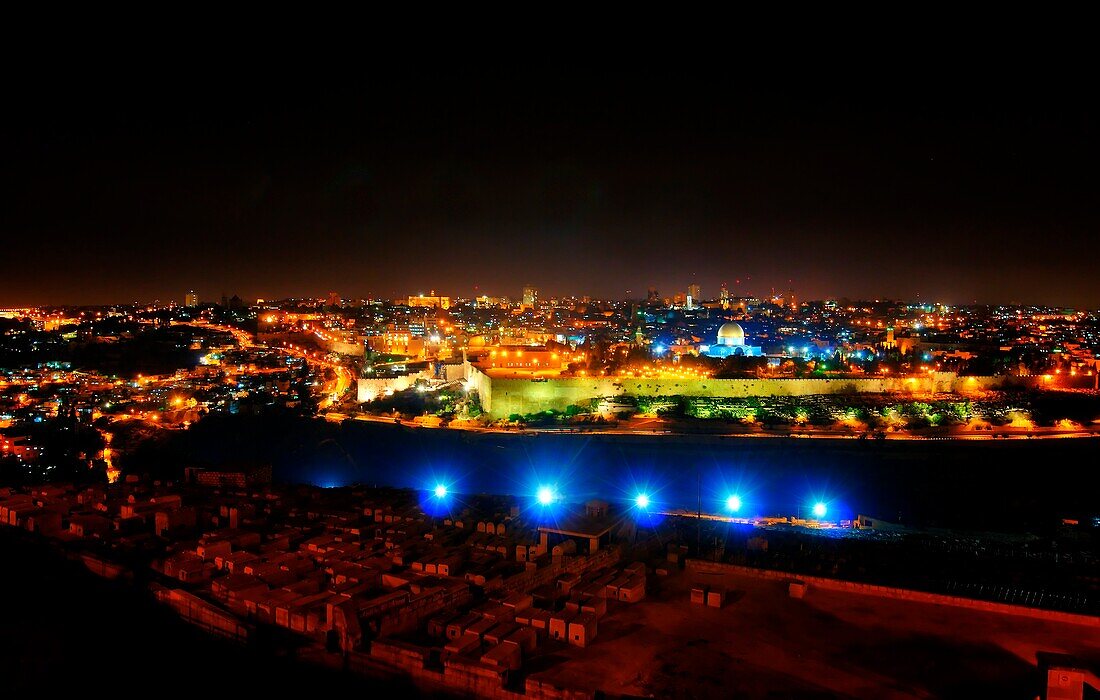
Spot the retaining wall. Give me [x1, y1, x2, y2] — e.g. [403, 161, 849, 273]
[685, 559, 1100, 628]
[466, 366, 1041, 419]
[357, 372, 433, 402]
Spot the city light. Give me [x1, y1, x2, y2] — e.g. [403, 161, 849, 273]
[3, 77, 1093, 697]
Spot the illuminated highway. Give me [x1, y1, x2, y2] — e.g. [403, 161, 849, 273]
[278, 342, 353, 409]
[169, 319, 255, 348]
[325, 410, 1099, 441]
[166, 320, 355, 410]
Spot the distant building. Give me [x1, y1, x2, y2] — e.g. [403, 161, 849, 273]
[882, 324, 897, 350]
[365, 327, 423, 357]
[184, 290, 198, 308]
[701, 322, 763, 358]
[687, 283, 701, 302]
[327, 292, 341, 308]
[0, 435, 40, 461]
[522, 285, 538, 307]
[408, 291, 451, 309]
[467, 345, 565, 375]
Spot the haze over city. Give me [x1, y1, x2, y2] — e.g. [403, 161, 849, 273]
[3, 59, 1097, 308]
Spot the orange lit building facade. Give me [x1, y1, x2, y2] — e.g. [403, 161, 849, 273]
[407, 294, 451, 310]
[467, 346, 566, 375]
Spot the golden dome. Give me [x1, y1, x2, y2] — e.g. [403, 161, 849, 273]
[717, 322, 745, 345]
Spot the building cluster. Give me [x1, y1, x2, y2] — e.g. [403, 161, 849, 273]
[237, 287, 1100, 383]
[7, 288, 1099, 384]
[5, 474, 1091, 697]
[4, 290, 1099, 431]
[0, 477, 659, 697]
[0, 315, 332, 481]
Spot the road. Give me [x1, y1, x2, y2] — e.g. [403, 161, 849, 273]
[168, 319, 255, 348]
[323, 411, 1100, 441]
[276, 342, 353, 409]
[170, 320, 355, 410]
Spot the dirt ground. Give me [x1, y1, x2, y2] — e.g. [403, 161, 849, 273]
[525, 567, 1100, 699]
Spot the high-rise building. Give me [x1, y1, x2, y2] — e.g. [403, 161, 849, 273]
[719, 282, 729, 301]
[184, 290, 198, 307]
[522, 285, 538, 307]
[327, 291, 341, 308]
[687, 283, 701, 301]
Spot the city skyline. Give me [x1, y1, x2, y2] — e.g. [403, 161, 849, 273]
[4, 51, 1100, 696]
[2, 282, 1092, 310]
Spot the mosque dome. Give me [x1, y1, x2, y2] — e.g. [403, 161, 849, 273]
[717, 322, 745, 346]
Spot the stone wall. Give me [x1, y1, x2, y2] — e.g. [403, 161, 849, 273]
[320, 338, 366, 357]
[357, 372, 433, 402]
[464, 366, 1041, 419]
[685, 560, 1100, 628]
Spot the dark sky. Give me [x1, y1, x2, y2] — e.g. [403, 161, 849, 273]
[2, 53, 1097, 308]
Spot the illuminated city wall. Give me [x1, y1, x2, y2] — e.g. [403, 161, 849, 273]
[317, 338, 366, 357]
[357, 372, 433, 402]
[464, 366, 1040, 419]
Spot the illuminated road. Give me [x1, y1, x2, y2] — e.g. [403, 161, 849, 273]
[168, 320, 355, 410]
[322, 364, 353, 409]
[325, 411, 1100, 441]
[168, 319, 256, 348]
[656, 509, 845, 530]
[277, 342, 353, 409]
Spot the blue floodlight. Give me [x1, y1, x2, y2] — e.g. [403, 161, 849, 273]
[433, 484, 448, 499]
[726, 495, 742, 512]
[537, 486, 555, 506]
[634, 493, 650, 509]
[812, 501, 827, 518]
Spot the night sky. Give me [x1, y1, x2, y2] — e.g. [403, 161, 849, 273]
[3, 55, 1097, 308]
